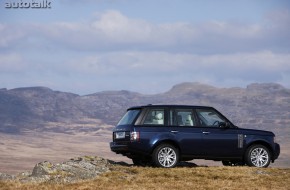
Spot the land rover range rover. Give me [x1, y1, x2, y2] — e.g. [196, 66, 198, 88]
[110, 105, 280, 168]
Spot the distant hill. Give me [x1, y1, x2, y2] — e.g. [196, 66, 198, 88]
[0, 82, 289, 140]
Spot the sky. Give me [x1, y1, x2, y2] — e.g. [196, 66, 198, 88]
[0, 0, 290, 95]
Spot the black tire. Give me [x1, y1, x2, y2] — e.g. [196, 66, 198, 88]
[132, 159, 151, 166]
[152, 144, 179, 168]
[132, 159, 142, 166]
[222, 161, 232, 166]
[245, 144, 271, 168]
[222, 160, 245, 166]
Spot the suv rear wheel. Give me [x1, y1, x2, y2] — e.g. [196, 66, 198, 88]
[152, 144, 179, 168]
[245, 144, 271, 168]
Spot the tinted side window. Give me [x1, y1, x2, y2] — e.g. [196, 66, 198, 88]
[143, 109, 164, 125]
[196, 109, 225, 127]
[118, 109, 141, 125]
[171, 109, 196, 126]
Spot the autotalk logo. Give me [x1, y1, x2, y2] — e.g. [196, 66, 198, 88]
[5, 0, 52, 9]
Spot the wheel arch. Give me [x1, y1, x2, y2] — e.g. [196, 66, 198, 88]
[150, 139, 181, 155]
[244, 140, 274, 160]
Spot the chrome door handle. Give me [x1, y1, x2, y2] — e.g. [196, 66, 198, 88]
[203, 131, 210, 134]
[171, 131, 179, 133]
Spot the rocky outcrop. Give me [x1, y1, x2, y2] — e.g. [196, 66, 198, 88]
[0, 156, 111, 183]
[0, 173, 15, 181]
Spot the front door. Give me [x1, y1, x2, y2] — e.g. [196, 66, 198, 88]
[195, 108, 242, 158]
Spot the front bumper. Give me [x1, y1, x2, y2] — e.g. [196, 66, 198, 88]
[273, 143, 280, 160]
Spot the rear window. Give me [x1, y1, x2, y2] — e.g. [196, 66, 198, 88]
[118, 109, 141, 125]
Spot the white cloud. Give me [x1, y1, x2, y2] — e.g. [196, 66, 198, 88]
[0, 49, 289, 94]
[1, 9, 289, 94]
[1, 10, 289, 54]
[91, 10, 152, 43]
[0, 24, 27, 48]
[63, 50, 290, 83]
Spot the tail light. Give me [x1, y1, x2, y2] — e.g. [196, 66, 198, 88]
[130, 131, 140, 141]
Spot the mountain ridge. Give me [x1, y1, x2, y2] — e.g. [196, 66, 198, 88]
[0, 82, 289, 137]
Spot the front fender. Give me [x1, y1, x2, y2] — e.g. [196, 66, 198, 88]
[244, 135, 276, 156]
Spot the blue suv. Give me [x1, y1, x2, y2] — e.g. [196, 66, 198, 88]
[110, 105, 280, 168]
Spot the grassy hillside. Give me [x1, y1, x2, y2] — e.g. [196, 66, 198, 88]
[1, 165, 290, 190]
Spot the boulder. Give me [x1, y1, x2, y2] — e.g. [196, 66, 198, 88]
[0, 156, 112, 183]
[32, 161, 56, 176]
[0, 173, 15, 181]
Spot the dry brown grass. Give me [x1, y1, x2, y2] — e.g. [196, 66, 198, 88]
[1, 166, 290, 190]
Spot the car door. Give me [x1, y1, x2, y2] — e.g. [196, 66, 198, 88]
[195, 108, 242, 158]
[169, 109, 203, 156]
[136, 107, 173, 153]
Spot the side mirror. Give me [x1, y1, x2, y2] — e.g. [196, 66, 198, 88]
[219, 122, 230, 129]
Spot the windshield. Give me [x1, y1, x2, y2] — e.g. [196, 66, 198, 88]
[118, 109, 141, 125]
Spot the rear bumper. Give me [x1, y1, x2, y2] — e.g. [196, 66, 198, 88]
[273, 143, 280, 160]
[110, 141, 150, 157]
[110, 142, 130, 153]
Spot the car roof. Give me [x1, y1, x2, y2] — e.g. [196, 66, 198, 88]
[128, 104, 214, 110]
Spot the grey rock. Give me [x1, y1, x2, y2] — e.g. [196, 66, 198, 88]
[20, 175, 51, 183]
[32, 161, 56, 176]
[0, 156, 112, 183]
[17, 156, 111, 183]
[0, 172, 15, 181]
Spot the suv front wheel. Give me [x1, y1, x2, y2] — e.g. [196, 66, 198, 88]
[152, 144, 179, 168]
[245, 144, 271, 168]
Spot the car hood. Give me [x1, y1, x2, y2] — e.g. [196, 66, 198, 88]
[238, 128, 275, 136]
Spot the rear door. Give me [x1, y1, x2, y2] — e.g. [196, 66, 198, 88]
[169, 108, 203, 156]
[136, 107, 172, 153]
